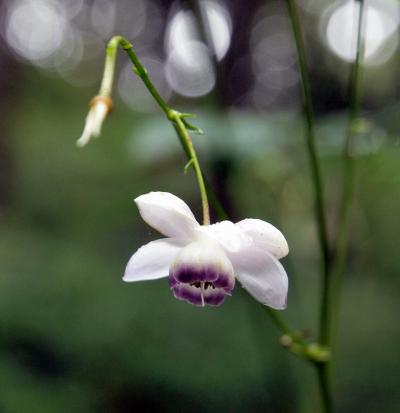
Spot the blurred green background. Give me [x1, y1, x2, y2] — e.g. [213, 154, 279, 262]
[0, 0, 399, 412]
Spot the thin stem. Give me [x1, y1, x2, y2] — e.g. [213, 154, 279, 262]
[124, 47, 171, 116]
[174, 116, 210, 225]
[316, 364, 334, 413]
[103, 36, 209, 223]
[285, 1, 332, 411]
[285, 0, 330, 279]
[285, 0, 331, 344]
[101, 36, 171, 114]
[265, 308, 331, 364]
[265, 308, 293, 335]
[331, 0, 366, 342]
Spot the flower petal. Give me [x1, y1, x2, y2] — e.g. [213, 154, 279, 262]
[135, 192, 199, 239]
[123, 238, 183, 282]
[194, 220, 252, 253]
[91, 101, 108, 137]
[236, 218, 289, 259]
[230, 246, 288, 309]
[76, 110, 95, 147]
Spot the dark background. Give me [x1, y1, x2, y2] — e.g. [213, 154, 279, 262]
[0, 0, 399, 412]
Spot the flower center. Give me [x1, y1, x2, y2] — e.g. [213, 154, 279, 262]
[190, 281, 215, 289]
[168, 240, 235, 307]
[189, 281, 216, 306]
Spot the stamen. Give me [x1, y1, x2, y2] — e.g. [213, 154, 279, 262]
[204, 281, 215, 290]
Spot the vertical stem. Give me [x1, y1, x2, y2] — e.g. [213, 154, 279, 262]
[316, 364, 334, 413]
[285, 1, 332, 411]
[285, 0, 331, 341]
[285, 0, 330, 278]
[331, 0, 366, 342]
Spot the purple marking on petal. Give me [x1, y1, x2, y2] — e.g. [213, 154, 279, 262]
[171, 281, 232, 307]
[168, 248, 236, 307]
[171, 284, 203, 307]
[202, 267, 219, 282]
[173, 265, 220, 283]
[213, 271, 235, 290]
[204, 289, 226, 306]
[168, 274, 179, 288]
[172, 265, 199, 283]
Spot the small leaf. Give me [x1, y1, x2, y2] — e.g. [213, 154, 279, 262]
[183, 119, 204, 135]
[184, 159, 194, 174]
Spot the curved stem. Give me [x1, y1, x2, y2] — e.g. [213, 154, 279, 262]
[103, 36, 209, 223]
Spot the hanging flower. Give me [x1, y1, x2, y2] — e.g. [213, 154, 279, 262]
[123, 192, 289, 309]
[76, 95, 113, 147]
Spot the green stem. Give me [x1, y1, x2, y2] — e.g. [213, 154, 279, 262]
[285, 1, 332, 411]
[102, 36, 170, 114]
[103, 36, 209, 223]
[266, 308, 331, 364]
[316, 363, 334, 413]
[331, 0, 366, 344]
[285, 0, 332, 343]
[173, 116, 210, 225]
[265, 308, 293, 335]
[285, 0, 330, 277]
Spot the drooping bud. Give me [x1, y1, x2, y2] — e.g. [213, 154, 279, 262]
[76, 95, 113, 147]
[169, 241, 235, 307]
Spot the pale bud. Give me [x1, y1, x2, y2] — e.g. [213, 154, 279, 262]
[76, 96, 113, 147]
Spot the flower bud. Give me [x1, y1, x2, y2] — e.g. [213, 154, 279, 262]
[76, 95, 113, 147]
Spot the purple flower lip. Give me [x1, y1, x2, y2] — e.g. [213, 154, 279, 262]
[169, 264, 235, 307]
[170, 282, 229, 307]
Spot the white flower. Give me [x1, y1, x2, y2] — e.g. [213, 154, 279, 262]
[76, 96, 112, 147]
[123, 192, 289, 309]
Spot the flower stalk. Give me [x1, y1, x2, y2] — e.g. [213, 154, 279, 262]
[172, 113, 210, 225]
[83, 35, 210, 225]
[116, 36, 210, 224]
